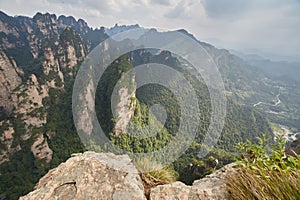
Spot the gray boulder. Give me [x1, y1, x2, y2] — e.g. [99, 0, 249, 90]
[20, 152, 146, 200]
[150, 163, 237, 200]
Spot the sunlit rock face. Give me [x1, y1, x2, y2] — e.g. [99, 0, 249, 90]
[20, 152, 146, 200]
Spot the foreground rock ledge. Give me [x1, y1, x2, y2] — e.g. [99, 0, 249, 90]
[150, 163, 236, 200]
[20, 152, 236, 200]
[20, 152, 146, 200]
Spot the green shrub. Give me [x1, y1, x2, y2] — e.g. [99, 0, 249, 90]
[235, 134, 300, 172]
[227, 134, 300, 199]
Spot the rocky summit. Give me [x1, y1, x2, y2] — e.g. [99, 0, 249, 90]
[20, 152, 236, 200]
[19, 152, 146, 200]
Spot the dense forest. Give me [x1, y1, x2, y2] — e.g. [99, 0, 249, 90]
[94, 49, 273, 184]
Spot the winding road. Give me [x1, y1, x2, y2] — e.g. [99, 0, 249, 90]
[253, 93, 281, 107]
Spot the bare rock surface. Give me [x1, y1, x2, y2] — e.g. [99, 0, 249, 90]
[150, 163, 237, 200]
[30, 134, 53, 163]
[20, 152, 146, 200]
[286, 138, 300, 156]
[0, 50, 22, 115]
[150, 181, 191, 200]
[20, 151, 237, 200]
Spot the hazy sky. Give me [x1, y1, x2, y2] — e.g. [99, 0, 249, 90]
[0, 0, 300, 61]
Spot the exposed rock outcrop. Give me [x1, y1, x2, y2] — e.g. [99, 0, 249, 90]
[0, 50, 22, 117]
[14, 74, 48, 126]
[20, 152, 146, 200]
[150, 181, 191, 200]
[76, 75, 96, 136]
[0, 120, 21, 164]
[112, 75, 136, 136]
[30, 134, 53, 163]
[286, 138, 300, 156]
[150, 163, 237, 200]
[0, 11, 88, 164]
[20, 152, 236, 200]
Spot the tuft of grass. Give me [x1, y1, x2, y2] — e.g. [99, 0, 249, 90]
[226, 134, 300, 199]
[135, 158, 177, 186]
[227, 168, 300, 199]
[134, 158, 177, 198]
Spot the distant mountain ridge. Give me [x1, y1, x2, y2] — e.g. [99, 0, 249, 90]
[104, 23, 140, 35]
[230, 49, 300, 83]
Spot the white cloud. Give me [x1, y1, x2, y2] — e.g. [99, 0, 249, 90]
[0, 0, 299, 60]
[150, 0, 172, 6]
[165, 0, 200, 19]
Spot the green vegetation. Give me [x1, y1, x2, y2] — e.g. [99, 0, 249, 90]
[227, 135, 300, 199]
[95, 49, 274, 185]
[0, 48, 85, 200]
[44, 84, 86, 168]
[0, 149, 48, 199]
[0, 66, 86, 199]
[0, 47, 274, 199]
[59, 28, 85, 58]
[235, 134, 300, 172]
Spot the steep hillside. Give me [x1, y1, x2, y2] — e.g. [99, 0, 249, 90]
[247, 59, 300, 129]
[229, 50, 300, 130]
[0, 49, 22, 120]
[0, 11, 106, 199]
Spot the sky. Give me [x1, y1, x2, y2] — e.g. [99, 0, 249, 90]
[0, 0, 300, 61]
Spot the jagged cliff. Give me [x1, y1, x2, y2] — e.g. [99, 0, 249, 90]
[0, 49, 22, 119]
[0, 16, 141, 200]
[0, 11, 88, 164]
[0, 11, 140, 169]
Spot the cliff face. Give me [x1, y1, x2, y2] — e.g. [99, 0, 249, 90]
[0, 11, 136, 166]
[0, 11, 106, 57]
[20, 152, 235, 200]
[0, 11, 91, 164]
[0, 50, 22, 119]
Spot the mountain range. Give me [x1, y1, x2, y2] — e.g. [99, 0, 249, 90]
[0, 11, 299, 199]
